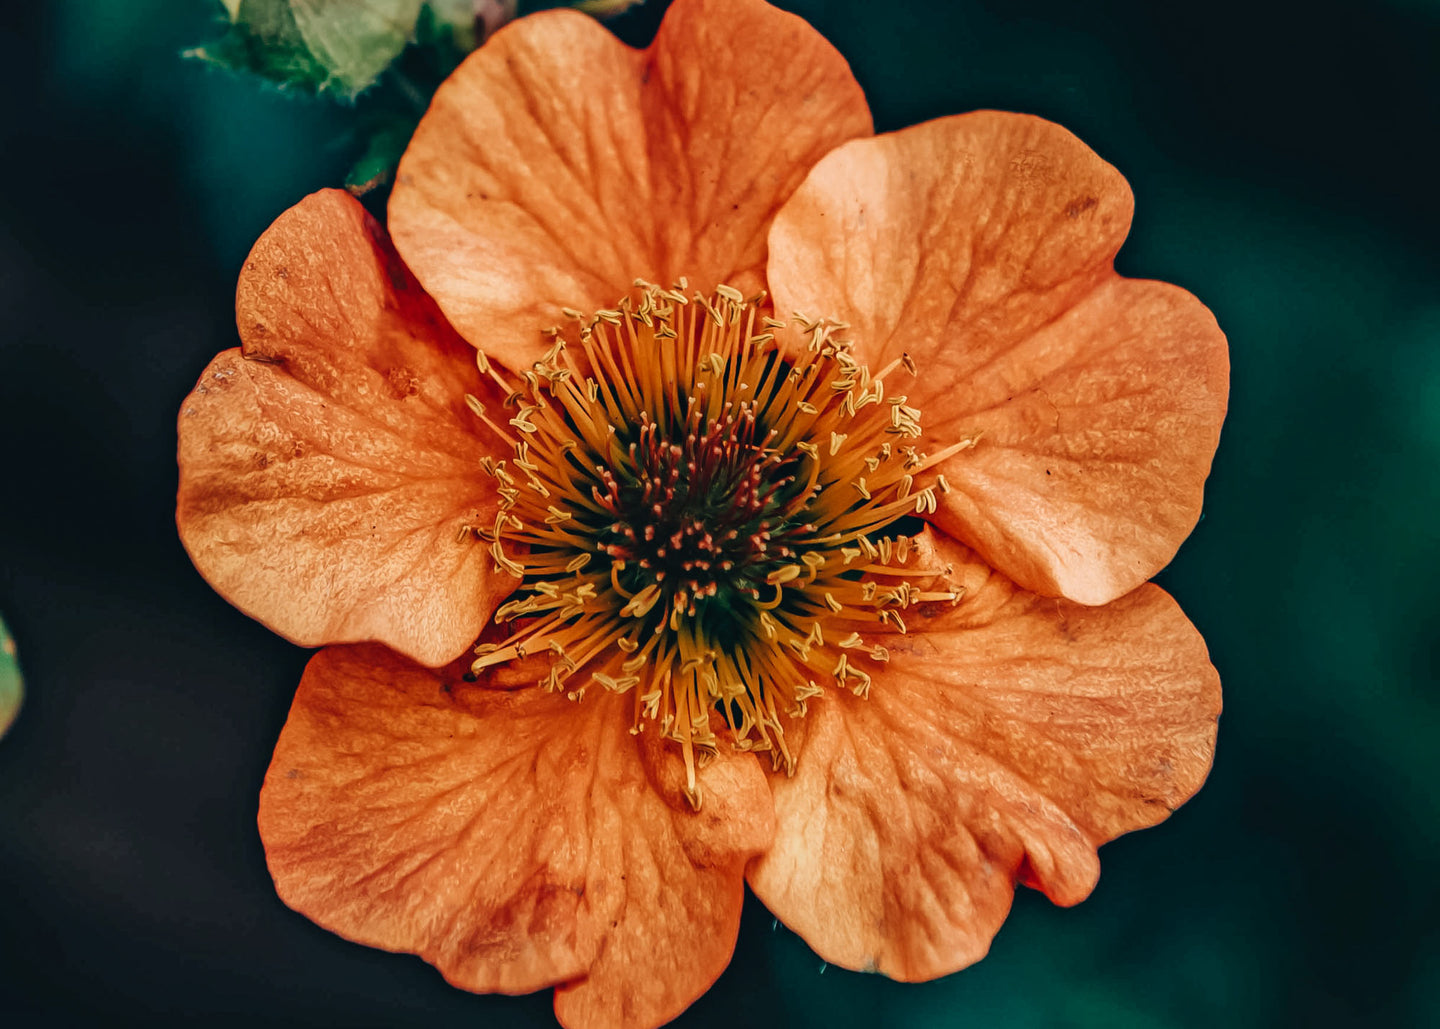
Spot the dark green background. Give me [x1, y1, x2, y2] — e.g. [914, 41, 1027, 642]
[1, 1, 1436, 1026]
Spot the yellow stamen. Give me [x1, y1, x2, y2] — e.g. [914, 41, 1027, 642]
[463, 283, 972, 799]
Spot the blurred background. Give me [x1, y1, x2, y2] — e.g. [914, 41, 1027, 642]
[1, 1, 1436, 1026]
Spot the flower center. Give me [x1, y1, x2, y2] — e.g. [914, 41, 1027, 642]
[463, 281, 971, 807]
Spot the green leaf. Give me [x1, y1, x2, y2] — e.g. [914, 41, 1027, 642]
[190, 0, 437, 100]
[571, 0, 644, 16]
[345, 116, 418, 194]
[190, 0, 626, 101]
[410, 3, 478, 75]
[0, 616, 21, 740]
[518, 0, 645, 15]
[188, 0, 333, 95]
[288, 0, 422, 95]
[423, 0, 489, 52]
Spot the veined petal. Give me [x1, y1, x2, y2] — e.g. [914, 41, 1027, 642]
[552, 723, 774, 1029]
[389, 0, 871, 369]
[767, 111, 1228, 605]
[259, 645, 774, 1029]
[176, 189, 509, 668]
[747, 530, 1220, 981]
[925, 277, 1227, 604]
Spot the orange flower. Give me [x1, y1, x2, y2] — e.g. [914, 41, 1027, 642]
[176, 1, 1227, 1026]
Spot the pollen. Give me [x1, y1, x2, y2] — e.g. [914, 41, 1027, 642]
[466, 282, 970, 808]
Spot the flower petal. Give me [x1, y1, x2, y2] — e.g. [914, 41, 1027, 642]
[389, 0, 870, 369]
[259, 645, 774, 1028]
[176, 189, 510, 667]
[746, 531, 1220, 981]
[767, 111, 1228, 604]
[551, 721, 773, 1029]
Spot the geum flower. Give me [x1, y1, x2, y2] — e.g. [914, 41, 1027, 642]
[176, 0, 1228, 1025]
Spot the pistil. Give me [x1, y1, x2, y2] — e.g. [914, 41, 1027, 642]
[464, 281, 967, 808]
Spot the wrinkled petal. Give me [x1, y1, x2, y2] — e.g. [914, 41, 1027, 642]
[389, 0, 870, 369]
[747, 530, 1220, 981]
[259, 645, 774, 1029]
[767, 111, 1228, 605]
[550, 718, 772, 1029]
[177, 189, 511, 667]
